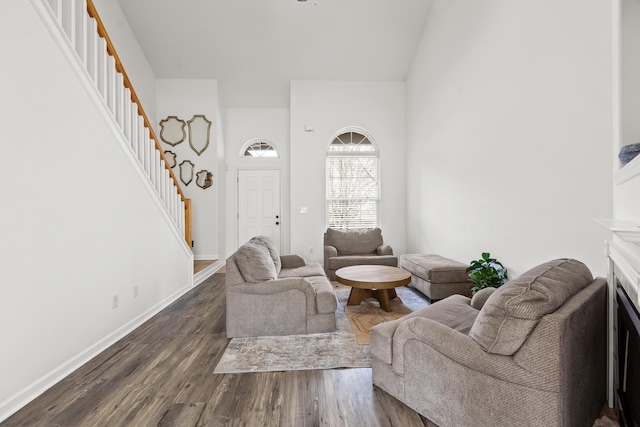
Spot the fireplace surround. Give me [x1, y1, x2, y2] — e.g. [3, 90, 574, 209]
[616, 284, 640, 426]
[605, 240, 640, 426]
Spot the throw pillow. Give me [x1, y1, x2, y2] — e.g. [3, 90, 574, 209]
[233, 242, 278, 283]
[469, 258, 593, 356]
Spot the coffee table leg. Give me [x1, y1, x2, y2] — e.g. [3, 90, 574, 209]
[378, 289, 392, 312]
[348, 287, 371, 306]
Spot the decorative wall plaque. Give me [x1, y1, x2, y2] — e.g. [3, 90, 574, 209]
[159, 116, 186, 146]
[179, 160, 195, 186]
[196, 170, 213, 189]
[164, 150, 177, 168]
[188, 114, 211, 156]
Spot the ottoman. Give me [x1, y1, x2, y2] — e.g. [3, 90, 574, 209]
[400, 254, 472, 300]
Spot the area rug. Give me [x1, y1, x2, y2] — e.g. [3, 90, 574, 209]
[335, 284, 431, 344]
[213, 284, 430, 374]
[344, 298, 413, 344]
[213, 293, 369, 374]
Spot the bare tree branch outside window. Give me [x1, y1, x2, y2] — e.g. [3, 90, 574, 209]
[327, 132, 379, 229]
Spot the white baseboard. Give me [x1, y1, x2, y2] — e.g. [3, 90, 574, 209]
[0, 281, 193, 423]
[194, 254, 219, 261]
[194, 259, 225, 286]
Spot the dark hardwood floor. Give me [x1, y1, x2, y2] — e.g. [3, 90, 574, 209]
[2, 273, 433, 427]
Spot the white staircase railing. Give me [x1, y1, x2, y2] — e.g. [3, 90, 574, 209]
[31, 0, 192, 247]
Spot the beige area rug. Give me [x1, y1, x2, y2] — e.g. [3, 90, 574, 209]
[336, 283, 431, 344]
[344, 299, 413, 344]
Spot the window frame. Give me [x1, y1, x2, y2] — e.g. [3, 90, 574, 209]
[239, 138, 279, 158]
[326, 128, 380, 230]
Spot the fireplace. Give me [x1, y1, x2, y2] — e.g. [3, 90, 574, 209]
[617, 284, 640, 427]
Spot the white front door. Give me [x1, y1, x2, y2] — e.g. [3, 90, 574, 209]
[238, 169, 281, 251]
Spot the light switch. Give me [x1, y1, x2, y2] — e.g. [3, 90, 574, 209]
[300, 207, 308, 214]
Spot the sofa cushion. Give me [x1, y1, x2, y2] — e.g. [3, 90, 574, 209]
[328, 255, 397, 270]
[233, 242, 278, 283]
[469, 258, 593, 356]
[400, 254, 469, 284]
[278, 262, 326, 278]
[249, 235, 282, 275]
[326, 228, 383, 255]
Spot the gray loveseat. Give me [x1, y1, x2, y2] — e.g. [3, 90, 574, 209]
[371, 258, 606, 427]
[226, 236, 337, 338]
[323, 227, 397, 281]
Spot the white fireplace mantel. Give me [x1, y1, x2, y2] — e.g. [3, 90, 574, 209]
[595, 219, 640, 245]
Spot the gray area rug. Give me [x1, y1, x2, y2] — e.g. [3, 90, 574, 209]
[213, 284, 429, 374]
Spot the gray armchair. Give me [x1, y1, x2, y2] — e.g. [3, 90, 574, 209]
[323, 227, 397, 280]
[370, 259, 606, 427]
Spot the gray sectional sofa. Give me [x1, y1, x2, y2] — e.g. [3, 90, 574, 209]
[371, 258, 606, 427]
[226, 236, 337, 338]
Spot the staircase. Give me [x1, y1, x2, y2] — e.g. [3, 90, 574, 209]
[31, 0, 192, 245]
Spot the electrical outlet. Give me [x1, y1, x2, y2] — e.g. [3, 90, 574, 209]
[309, 247, 313, 254]
[133, 285, 139, 298]
[112, 293, 119, 309]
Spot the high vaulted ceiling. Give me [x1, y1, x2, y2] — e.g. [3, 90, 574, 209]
[117, 0, 432, 107]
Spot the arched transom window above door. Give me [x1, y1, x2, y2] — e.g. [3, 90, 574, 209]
[240, 139, 279, 158]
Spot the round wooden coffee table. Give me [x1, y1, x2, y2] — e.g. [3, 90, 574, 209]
[336, 265, 411, 312]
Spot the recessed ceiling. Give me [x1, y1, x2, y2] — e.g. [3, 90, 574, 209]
[117, 0, 432, 107]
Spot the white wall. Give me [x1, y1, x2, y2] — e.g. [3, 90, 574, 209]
[92, 0, 157, 124]
[156, 79, 220, 259]
[224, 108, 291, 255]
[0, 1, 191, 420]
[290, 81, 406, 264]
[405, 0, 613, 277]
[216, 95, 228, 261]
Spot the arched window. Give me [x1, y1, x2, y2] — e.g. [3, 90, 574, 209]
[326, 129, 380, 229]
[240, 139, 278, 158]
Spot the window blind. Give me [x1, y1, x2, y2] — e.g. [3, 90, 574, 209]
[327, 156, 379, 229]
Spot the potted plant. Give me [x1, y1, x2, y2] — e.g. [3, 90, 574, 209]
[468, 252, 508, 293]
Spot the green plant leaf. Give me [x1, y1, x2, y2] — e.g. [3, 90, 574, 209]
[468, 252, 507, 289]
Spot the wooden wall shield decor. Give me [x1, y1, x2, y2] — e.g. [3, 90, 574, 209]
[179, 160, 195, 186]
[196, 170, 213, 189]
[188, 115, 211, 156]
[164, 150, 177, 168]
[159, 116, 186, 146]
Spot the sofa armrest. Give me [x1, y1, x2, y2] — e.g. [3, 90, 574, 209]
[324, 245, 338, 278]
[392, 317, 559, 392]
[324, 245, 338, 258]
[376, 244, 393, 255]
[470, 287, 496, 310]
[280, 254, 307, 269]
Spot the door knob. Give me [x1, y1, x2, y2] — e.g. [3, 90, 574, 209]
[276, 222, 280, 225]
[276, 215, 279, 219]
